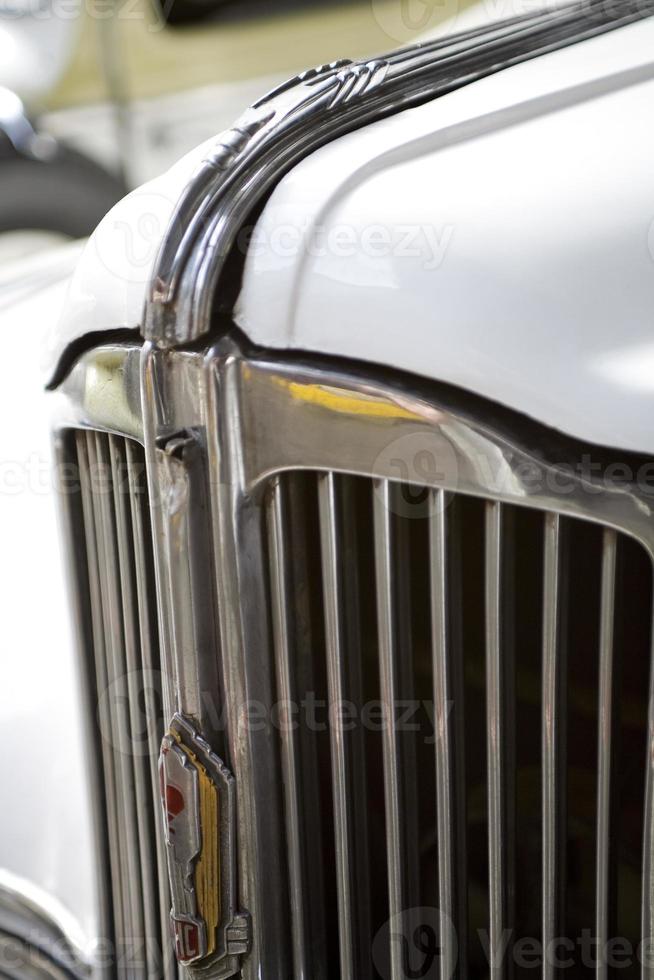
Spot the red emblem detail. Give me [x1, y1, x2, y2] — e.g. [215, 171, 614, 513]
[172, 916, 205, 966]
[164, 784, 185, 834]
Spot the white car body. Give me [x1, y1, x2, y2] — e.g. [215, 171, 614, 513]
[2, 6, 654, 973]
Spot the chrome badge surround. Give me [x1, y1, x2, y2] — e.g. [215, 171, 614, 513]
[159, 713, 249, 972]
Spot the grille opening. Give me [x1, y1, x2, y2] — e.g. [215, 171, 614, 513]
[612, 535, 651, 980]
[458, 495, 489, 977]
[565, 520, 603, 978]
[265, 471, 654, 980]
[511, 505, 545, 971]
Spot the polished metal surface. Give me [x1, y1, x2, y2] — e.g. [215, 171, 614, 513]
[373, 480, 406, 980]
[159, 714, 247, 973]
[429, 490, 458, 980]
[91, 430, 147, 969]
[67, 429, 174, 980]
[110, 435, 160, 972]
[0, 870, 90, 980]
[541, 513, 563, 980]
[267, 478, 310, 980]
[143, 0, 654, 348]
[485, 502, 508, 980]
[319, 472, 363, 980]
[75, 431, 128, 966]
[54, 337, 654, 979]
[124, 439, 174, 980]
[596, 529, 617, 980]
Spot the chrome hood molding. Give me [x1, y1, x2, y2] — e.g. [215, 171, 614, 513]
[143, 0, 654, 349]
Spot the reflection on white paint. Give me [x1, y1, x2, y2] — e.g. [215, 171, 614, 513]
[591, 343, 654, 393]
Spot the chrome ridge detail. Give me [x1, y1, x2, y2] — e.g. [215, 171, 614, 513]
[143, 0, 654, 348]
[159, 714, 249, 974]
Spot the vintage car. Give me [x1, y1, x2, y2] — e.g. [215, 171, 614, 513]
[3, 1, 654, 978]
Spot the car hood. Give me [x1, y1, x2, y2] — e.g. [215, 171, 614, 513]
[234, 15, 654, 455]
[51, 14, 654, 454]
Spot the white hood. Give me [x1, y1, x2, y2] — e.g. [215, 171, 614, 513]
[234, 16, 654, 454]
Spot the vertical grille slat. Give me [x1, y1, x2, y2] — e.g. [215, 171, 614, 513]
[485, 501, 510, 980]
[267, 477, 310, 980]
[641, 596, 654, 980]
[124, 441, 175, 980]
[596, 529, 618, 980]
[318, 472, 356, 980]
[373, 479, 407, 980]
[542, 513, 565, 980]
[75, 431, 127, 961]
[108, 435, 161, 980]
[429, 490, 464, 980]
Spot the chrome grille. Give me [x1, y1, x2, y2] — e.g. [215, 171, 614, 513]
[264, 470, 653, 980]
[67, 430, 173, 979]
[55, 344, 654, 980]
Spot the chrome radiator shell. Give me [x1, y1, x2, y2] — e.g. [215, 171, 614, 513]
[54, 338, 654, 980]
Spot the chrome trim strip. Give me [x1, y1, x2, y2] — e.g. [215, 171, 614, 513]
[642, 598, 654, 980]
[596, 528, 617, 980]
[318, 472, 355, 980]
[542, 513, 563, 980]
[143, 0, 654, 347]
[266, 478, 309, 980]
[232, 357, 654, 558]
[202, 343, 290, 980]
[108, 435, 160, 978]
[75, 431, 127, 965]
[373, 480, 405, 980]
[485, 501, 506, 980]
[124, 441, 175, 980]
[429, 490, 456, 980]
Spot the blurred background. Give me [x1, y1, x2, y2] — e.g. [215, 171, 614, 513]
[0, 0, 479, 265]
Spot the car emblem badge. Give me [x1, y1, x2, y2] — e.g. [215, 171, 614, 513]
[159, 714, 249, 972]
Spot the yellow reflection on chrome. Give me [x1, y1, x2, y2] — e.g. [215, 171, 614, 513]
[275, 376, 419, 422]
